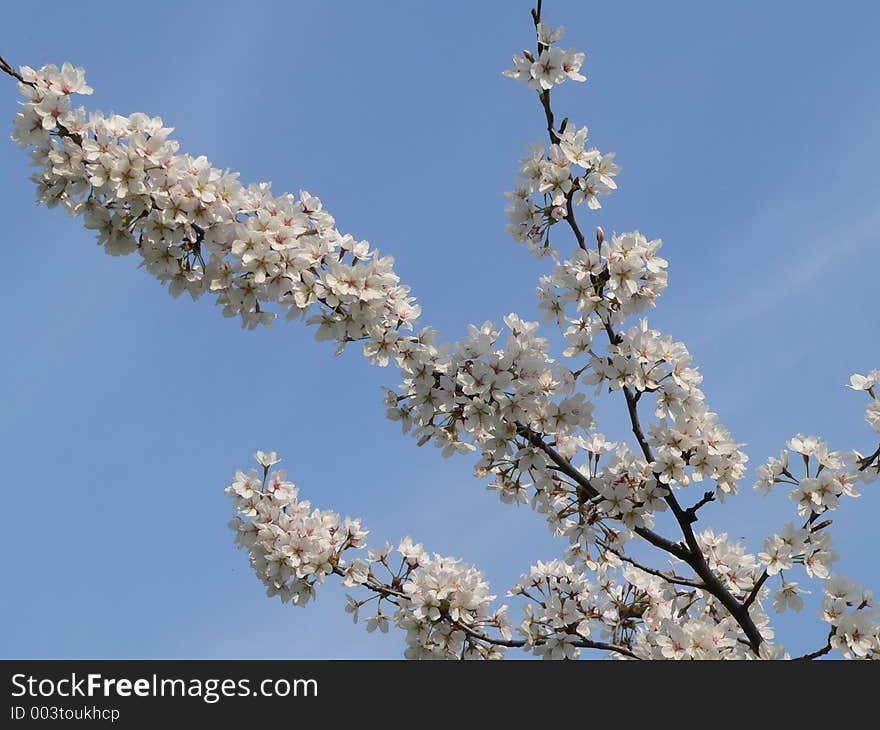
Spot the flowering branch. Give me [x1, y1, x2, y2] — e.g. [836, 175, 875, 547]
[521, 3, 768, 655]
[227, 451, 645, 660]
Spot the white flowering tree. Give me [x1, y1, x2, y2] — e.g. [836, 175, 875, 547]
[2, 2, 878, 660]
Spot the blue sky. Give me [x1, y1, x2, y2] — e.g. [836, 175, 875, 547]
[1, 1, 878, 659]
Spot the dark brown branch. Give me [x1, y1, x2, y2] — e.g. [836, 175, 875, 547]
[332, 566, 406, 600]
[596, 219, 766, 651]
[522, 39, 744, 597]
[858, 443, 880, 471]
[632, 524, 692, 562]
[0, 54, 81, 143]
[599, 542, 705, 589]
[532, 1, 547, 54]
[518, 423, 598, 499]
[565, 189, 587, 250]
[0, 52, 29, 85]
[572, 638, 639, 659]
[683, 491, 716, 524]
[622, 384, 654, 461]
[742, 571, 770, 611]
[794, 630, 835, 661]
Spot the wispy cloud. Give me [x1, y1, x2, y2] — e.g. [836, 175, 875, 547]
[692, 205, 880, 335]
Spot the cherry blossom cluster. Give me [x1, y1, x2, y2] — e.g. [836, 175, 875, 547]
[747, 405, 880, 658]
[228, 451, 515, 659]
[538, 231, 667, 330]
[503, 22, 586, 91]
[10, 55, 651, 597]
[821, 575, 877, 659]
[10, 62, 422, 346]
[514, 533, 777, 660]
[531, 233, 748, 502]
[391, 545, 508, 659]
[504, 135, 619, 256]
[577, 439, 664, 532]
[623, 531, 781, 660]
[595, 321, 749, 499]
[227, 451, 703, 660]
[383, 313, 600, 522]
[851, 370, 880, 436]
[755, 433, 868, 514]
[226, 450, 369, 607]
[512, 558, 646, 659]
[503, 24, 619, 256]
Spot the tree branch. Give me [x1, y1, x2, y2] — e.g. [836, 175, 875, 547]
[518, 423, 598, 499]
[564, 188, 587, 250]
[0, 52, 28, 85]
[683, 491, 716, 524]
[742, 571, 770, 611]
[743, 508, 825, 612]
[858, 443, 880, 471]
[599, 542, 706, 589]
[517, 422, 692, 561]
[572, 638, 640, 659]
[339, 563, 641, 659]
[455, 620, 640, 660]
[794, 630, 835, 660]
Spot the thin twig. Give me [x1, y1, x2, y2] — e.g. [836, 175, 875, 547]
[455, 620, 640, 660]
[683, 491, 716, 524]
[0, 52, 29, 85]
[794, 630, 835, 660]
[858, 443, 880, 471]
[599, 542, 706, 589]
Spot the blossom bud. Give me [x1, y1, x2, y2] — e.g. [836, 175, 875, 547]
[595, 226, 605, 245]
[522, 49, 535, 62]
